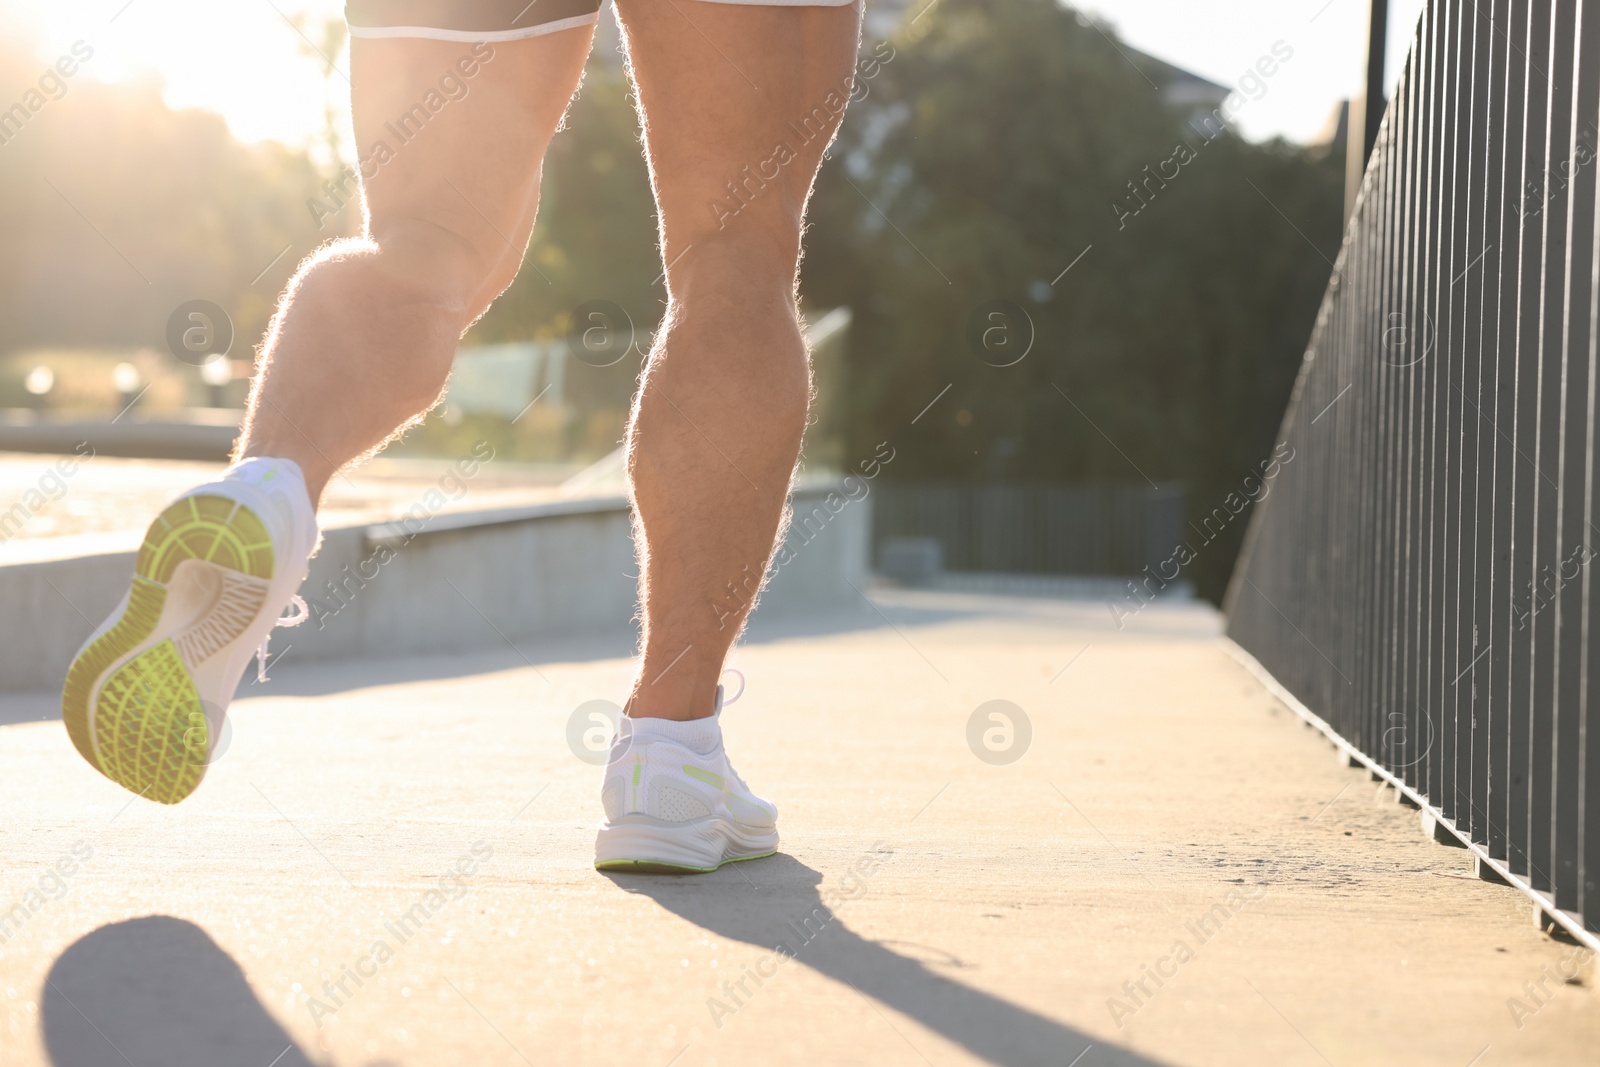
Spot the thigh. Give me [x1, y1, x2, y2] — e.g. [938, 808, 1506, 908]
[345, 22, 595, 296]
[612, 0, 862, 271]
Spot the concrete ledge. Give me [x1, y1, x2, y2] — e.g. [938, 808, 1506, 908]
[0, 481, 871, 692]
[0, 409, 241, 462]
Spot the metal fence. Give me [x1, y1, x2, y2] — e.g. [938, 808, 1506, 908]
[1225, 0, 1600, 943]
[871, 482, 1185, 577]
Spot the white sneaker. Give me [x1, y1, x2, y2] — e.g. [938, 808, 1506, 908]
[594, 688, 779, 873]
[61, 458, 317, 804]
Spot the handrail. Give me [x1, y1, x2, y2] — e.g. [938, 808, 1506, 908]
[1228, 0, 1600, 938]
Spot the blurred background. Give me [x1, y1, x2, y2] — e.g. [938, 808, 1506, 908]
[0, 0, 1424, 603]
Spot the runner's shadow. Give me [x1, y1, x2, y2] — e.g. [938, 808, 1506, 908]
[604, 854, 1169, 1067]
[42, 916, 322, 1067]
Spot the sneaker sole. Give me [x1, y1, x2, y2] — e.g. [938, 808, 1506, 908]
[594, 815, 779, 874]
[594, 854, 776, 875]
[61, 494, 276, 805]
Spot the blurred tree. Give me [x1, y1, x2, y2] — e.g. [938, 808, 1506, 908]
[801, 0, 1344, 601]
[0, 38, 334, 366]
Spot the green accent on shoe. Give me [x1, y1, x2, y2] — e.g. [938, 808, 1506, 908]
[61, 493, 276, 806]
[137, 494, 275, 584]
[594, 850, 776, 875]
[682, 765, 725, 790]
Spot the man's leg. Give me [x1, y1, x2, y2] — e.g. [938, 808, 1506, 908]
[238, 27, 595, 501]
[615, 0, 862, 721]
[62, 22, 596, 803]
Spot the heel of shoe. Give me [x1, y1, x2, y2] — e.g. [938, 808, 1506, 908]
[138, 494, 276, 584]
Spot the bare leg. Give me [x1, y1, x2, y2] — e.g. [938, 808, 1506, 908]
[615, 0, 862, 720]
[236, 28, 595, 503]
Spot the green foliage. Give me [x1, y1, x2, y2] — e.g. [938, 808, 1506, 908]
[0, 38, 332, 362]
[802, 0, 1344, 601]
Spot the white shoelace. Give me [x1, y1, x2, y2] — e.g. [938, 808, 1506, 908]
[255, 594, 310, 683]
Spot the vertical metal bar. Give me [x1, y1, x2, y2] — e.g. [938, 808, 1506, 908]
[1426, 0, 1459, 810]
[1378, 59, 1409, 775]
[1360, 96, 1390, 763]
[1326, 220, 1350, 724]
[1487, 0, 1532, 863]
[1574, 0, 1600, 927]
[1551, 0, 1597, 913]
[1368, 0, 1395, 163]
[1449, 0, 1482, 835]
[1350, 0, 1395, 220]
[1436, 0, 1467, 824]
[1385, 19, 1418, 780]
[1419, 0, 1450, 804]
[1401, 0, 1439, 795]
[1529, 0, 1576, 896]
[1509, 0, 1554, 882]
[1331, 236, 1352, 723]
[1465, 4, 1497, 844]
[1363, 124, 1390, 747]
[1580, 0, 1600, 928]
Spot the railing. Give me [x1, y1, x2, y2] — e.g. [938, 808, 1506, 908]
[1225, 0, 1600, 943]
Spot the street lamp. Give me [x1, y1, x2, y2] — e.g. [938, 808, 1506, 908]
[23, 365, 54, 406]
[112, 362, 142, 412]
[200, 354, 233, 408]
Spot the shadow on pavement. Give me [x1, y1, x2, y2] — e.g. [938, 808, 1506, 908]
[605, 853, 1169, 1067]
[7, 587, 1212, 713]
[236, 599, 980, 701]
[42, 916, 324, 1067]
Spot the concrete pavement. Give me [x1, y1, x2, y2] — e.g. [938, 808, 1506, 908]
[0, 588, 1595, 1066]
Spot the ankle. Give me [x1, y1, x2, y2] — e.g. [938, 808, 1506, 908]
[626, 672, 721, 721]
[234, 444, 329, 508]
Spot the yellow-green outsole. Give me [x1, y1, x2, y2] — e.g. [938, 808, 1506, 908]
[61, 494, 275, 805]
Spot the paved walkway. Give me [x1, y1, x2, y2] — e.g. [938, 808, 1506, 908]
[0, 590, 1594, 1066]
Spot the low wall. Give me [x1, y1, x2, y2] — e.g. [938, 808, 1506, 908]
[0, 482, 871, 693]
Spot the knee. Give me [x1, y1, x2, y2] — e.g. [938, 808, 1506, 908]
[652, 234, 811, 425]
[366, 213, 511, 318]
[668, 230, 800, 312]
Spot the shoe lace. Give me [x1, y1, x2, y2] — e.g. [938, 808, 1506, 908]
[720, 668, 745, 707]
[255, 594, 309, 683]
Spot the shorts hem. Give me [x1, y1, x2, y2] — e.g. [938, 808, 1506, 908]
[346, 12, 600, 42]
[694, 1, 859, 5]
